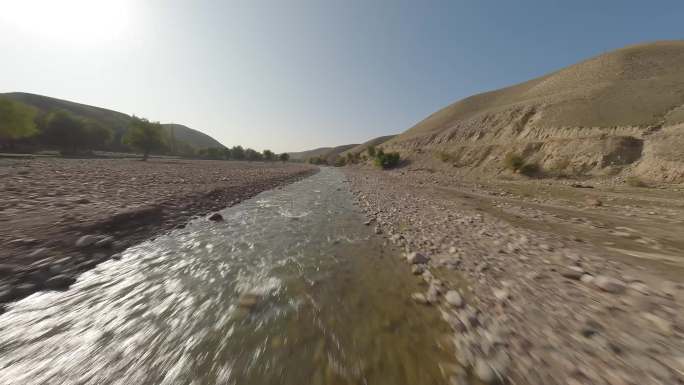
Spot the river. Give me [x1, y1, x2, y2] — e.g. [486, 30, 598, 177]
[0, 168, 452, 385]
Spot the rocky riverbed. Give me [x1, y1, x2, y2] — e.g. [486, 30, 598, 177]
[0, 158, 316, 308]
[344, 167, 684, 385]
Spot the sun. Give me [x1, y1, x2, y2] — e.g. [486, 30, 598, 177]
[0, 0, 133, 45]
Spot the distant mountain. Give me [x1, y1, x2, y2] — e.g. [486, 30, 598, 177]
[289, 144, 358, 164]
[1, 92, 225, 150]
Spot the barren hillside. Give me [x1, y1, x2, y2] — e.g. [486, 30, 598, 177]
[385, 41, 684, 182]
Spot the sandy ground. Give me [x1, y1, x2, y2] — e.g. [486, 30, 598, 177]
[344, 166, 684, 385]
[0, 158, 316, 308]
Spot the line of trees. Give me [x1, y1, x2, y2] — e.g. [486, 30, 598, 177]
[0, 96, 292, 162]
[197, 145, 290, 162]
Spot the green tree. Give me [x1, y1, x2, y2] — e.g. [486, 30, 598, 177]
[231, 145, 245, 160]
[42, 110, 87, 154]
[122, 116, 166, 161]
[279, 153, 290, 162]
[262, 149, 275, 161]
[0, 98, 37, 148]
[84, 121, 113, 150]
[245, 148, 262, 161]
[205, 147, 223, 159]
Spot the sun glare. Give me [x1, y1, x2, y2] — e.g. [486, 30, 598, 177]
[0, 0, 133, 45]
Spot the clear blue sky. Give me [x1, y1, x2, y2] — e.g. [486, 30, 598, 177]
[1, 0, 683, 152]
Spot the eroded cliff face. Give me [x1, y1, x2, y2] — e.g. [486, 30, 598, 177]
[385, 104, 684, 182]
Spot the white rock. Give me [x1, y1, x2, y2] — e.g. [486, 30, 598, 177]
[593, 276, 626, 294]
[75, 235, 99, 248]
[445, 290, 464, 308]
[411, 292, 429, 304]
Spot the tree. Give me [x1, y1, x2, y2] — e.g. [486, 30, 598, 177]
[83, 121, 113, 150]
[122, 116, 166, 161]
[205, 147, 223, 159]
[0, 98, 37, 148]
[230, 145, 245, 160]
[262, 149, 275, 161]
[42, 110, 87, 154]
[279, 153, 290, 162]
[244, 148, 262, 161]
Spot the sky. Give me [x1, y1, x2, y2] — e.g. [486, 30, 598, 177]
[0, 0, 683, 153]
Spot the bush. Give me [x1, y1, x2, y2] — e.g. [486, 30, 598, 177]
[625, 176, 648, 187]
[503, 152, 525, 171]
[334, 157, 346, 167]
[367, 145, 376, 157]
[374, 151, 400, 169]
[279, 153, 290, 162]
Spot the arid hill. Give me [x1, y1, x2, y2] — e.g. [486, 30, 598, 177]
[341, 135, 396, 156]
[289, 144, 358, 163]
[384, 41, 684, 182]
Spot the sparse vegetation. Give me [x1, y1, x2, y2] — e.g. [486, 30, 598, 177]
[503, 153, 525, 172]
[367, 145, 376, 157]
[519, 162, 541, 177]
[373, 149, 401, 169]
[308, 156, 326, 165]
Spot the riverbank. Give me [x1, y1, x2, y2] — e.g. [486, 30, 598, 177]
[344, 167, 684, 385]
[0, 158, 317, 308]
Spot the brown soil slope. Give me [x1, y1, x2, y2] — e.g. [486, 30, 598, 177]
[385, 41, 684, 182]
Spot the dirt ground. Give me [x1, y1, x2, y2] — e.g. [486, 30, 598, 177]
[0, 157, 316, 308]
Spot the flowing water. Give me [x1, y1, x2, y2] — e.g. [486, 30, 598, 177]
[0, 168, 452, 385]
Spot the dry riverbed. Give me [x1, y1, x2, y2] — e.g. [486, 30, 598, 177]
[344, 167, 684, 385]
[0, 158, 316, 309]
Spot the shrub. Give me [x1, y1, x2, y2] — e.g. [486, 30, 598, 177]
[503, 152, 525, 171]
[519, 162, 541, 176]
[367, 145, 376, 157]
[279, 153, 290, 162]
[625, 176, 648, 187]
[334, 157, 346, 167]
[438, 151, 454, 163]
[374, 151, 400, 169]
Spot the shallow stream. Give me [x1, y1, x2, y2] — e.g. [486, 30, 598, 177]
[0, 168, 451, 385]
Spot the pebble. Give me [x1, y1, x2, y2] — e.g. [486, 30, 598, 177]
[94, 236, 114, 248]
[28, 248, 48, 258]
[411, 292, 429, 305]
[411, 264, 426, 275]
[406, 251, 430, 265]
[493, 288, 510, 302]
[593, 276, 626, 294]
[559, 266, 585, 280]
[445, 290, 464, 308]
[580, 274, 594, 284]
[75, 235, 100, 248]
